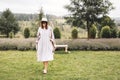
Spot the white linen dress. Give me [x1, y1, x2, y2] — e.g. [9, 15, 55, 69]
[36, 26, 55, 62]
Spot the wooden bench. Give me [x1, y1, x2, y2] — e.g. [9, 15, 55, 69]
[55, 45, 68, 52]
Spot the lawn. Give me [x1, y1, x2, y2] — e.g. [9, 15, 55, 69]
[0, 51, 120, 80]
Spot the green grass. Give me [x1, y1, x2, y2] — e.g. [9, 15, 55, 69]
[0, 51, 120, 80]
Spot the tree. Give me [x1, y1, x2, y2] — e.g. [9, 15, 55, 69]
[118, 31, 120, 38]
[38, 7, 44, 21]
[0, 9, 20, 37]
[110, 28, 117, 38]
[99, 16, 116, 29]
[97, 15, 116, 37]
[65, 0, 114, 39]
[24, 28, 30, 38]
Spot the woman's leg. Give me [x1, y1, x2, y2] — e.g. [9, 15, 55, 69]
[43, 61, 48, 71]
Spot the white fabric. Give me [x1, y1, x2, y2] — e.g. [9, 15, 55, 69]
[36, 26, 55, 62]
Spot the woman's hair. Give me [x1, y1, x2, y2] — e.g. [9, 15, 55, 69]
[41, 21, 48, 29]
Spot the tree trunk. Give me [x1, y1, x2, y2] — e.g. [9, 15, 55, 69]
[6, 31, 9, 38]
[87, 20, 90, 40]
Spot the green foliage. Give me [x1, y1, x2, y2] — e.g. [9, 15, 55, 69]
[30, 22, 38, 37]
[98, 15, 116, 37]
[99, 16, 116, 30]
[72, 28, 78, 39]
[24, 28, 30, 38]
[65, 0, 114, 38]
[53, 27, 61, 39]
[110, 28, 117, 38]
[0, 9, 19, 37]
[98, 16, 117, 38]
[100, 26, 111, 38]
[118, 31, 120, 38]
[9, 31, 14, 38]
[89, 24, 97, 39]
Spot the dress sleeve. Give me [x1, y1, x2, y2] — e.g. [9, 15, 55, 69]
[50, 27, 55, 43]
[50, 27, 56, 49]
[36, 28, 40, 43]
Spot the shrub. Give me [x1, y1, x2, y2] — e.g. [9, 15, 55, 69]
[0, 38, 120, 51]
[24, 28, 30, 38]
[100, 26, 111, 38]
[55, 39, 120, 51]
[9, 31, 14, 38]
[89, 24, 97, 39]
[110, 28, 117, 38]
[72, 28, 78, 39]
[118, 31, 120, 38]
[53, 27, 61, 39]
[0, 40, 17, 50]
[17, 44, 30, 51]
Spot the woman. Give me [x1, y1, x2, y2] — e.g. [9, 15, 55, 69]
[36, 17, 55, 74]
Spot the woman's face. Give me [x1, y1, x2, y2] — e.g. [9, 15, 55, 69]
[42, 21, 47, 27]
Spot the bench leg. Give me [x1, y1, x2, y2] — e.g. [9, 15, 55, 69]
[65, 46, 68, 52]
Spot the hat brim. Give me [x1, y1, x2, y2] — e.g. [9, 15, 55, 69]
[41, 21, 48, 23]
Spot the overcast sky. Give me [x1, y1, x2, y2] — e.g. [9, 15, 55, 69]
[0, 0, 120, 17]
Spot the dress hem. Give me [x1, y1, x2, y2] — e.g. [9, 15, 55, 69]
[37, 59, 54, 62]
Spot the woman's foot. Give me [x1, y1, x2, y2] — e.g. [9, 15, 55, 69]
[43, 69, 47, 74]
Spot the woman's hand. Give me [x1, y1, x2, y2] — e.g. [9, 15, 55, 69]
[50, 39, 54, 42]
[36, 41, 38, 44]
[50, 39, 56, 51]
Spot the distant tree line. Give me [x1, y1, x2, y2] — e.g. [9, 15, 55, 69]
[0, 11, 59, 21]
[14, 14, 38, 21]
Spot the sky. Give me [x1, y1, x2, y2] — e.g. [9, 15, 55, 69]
[0, 0, 120, 17]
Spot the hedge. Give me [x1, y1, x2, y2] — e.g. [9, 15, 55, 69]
[0, 38, 120, 51]
[0, 38, 35, 51]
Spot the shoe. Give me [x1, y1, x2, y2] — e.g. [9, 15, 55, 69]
[43, 69, 47, 74]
